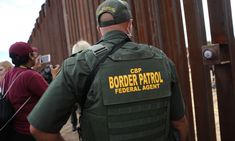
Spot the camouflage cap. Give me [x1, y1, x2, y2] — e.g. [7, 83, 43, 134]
[96, 0, 132, 27]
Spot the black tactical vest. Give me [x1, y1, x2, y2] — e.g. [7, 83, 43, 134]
[79, 44, 172, 141]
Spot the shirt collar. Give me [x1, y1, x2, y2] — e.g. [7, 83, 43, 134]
[101, 30, 128, 41]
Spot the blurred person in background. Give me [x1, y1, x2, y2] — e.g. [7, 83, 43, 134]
[0, 60, 13, 84]
[72, 40, 91, 54]
[32, 52, 60, 84]
[40, 64, 60, 84]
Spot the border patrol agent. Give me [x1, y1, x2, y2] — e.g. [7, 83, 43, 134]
[28, 0, 189, 141]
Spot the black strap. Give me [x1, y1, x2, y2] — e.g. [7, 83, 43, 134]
[80, 37, 131, 108]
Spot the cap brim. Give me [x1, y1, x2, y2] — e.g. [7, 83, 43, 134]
[32, 47, 39, 52]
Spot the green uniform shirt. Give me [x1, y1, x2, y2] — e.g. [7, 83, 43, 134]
[28, 31, 185, 133]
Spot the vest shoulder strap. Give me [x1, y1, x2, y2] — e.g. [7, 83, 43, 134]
[90, 44, 109, 57]
[80, 37, 131, 108]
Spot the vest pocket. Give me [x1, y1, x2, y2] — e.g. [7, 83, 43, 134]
[107, 98, 170, 141]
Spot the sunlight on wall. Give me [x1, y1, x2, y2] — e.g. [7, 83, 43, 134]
[179, 0, 212, 47]
[231, 0, 235, 36]
[180, 0, 188, 47]
[180, 0, 235, 45]
[202, 0, 212, 42]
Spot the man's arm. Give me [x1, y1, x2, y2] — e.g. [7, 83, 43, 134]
[30, 125, 65, 141]
[171, 115, 189, 141]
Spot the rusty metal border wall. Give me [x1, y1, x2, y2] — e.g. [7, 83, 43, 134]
[63, 0, 101, 49]
[28, 0, 68, 65]
[183, 0, 217, 140]
[28, 0, 235, 140]
[207, 0, 235, 140]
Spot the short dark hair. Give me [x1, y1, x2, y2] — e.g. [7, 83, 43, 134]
[10, 53, 30, 67]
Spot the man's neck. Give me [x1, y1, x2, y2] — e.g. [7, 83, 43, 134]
[19, 65, 27, 69]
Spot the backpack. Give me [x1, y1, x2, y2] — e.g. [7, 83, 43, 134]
[0, 71, 31, 139]
[0, 92, 14, 139]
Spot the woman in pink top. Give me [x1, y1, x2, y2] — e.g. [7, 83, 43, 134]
[1, 42, 48, 141]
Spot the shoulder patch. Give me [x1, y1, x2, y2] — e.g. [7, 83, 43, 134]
[89, 44, 108, 57]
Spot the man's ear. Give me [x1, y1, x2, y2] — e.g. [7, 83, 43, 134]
[97, 26, 102, 36]
[127, 19, 133, 32]
[29, 53, 34, 60]
[126, 19, 133, 38]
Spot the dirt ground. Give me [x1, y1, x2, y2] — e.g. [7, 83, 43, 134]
[61, 116, 80, 141]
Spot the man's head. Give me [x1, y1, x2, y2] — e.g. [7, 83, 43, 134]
[72, 40, 91, 54]
[96, 0, 133, 37]
[0, 61, 13, 82]
[9, 42, 39, 67]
